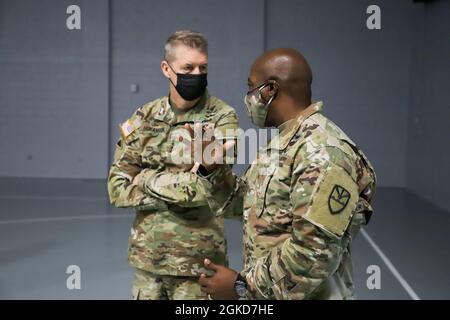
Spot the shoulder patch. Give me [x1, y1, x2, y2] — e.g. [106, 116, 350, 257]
[328, 185, 351, 214]
[119, 118, 141, 139]
[303, 165, 358, 238]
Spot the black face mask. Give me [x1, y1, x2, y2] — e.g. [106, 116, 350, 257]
[167, 63, 208, 101]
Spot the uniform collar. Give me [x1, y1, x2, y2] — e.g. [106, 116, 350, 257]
[154, 91, 210, 124]
[268, 101, 323, 150]
[277, 118, 296, 134]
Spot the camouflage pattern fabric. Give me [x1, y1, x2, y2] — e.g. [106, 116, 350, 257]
[108, 92, 239, 278]
[200, 101, 376, 299]
[132, 268, 207, 300]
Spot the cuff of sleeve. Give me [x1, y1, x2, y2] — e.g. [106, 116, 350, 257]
[196, 165, 218, 180]
[201, 164, 229, 184]
[242, 270, 262, 300]
[242, 255, 277, 300]
[138, 168, 156, 191]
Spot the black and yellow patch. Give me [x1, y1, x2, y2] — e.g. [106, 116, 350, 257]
[328, 185, 351, 214]
[303, 165, 358, 238]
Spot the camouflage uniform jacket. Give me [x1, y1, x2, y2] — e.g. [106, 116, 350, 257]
[201, 101, 376, 299]
[107, 92, 239, 277]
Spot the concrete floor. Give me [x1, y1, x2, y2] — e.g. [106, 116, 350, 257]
[0, 178, 449, 299]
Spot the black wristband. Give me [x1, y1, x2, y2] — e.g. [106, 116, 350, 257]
[235, 273, 247, 286]
[197, 164, 210, 176]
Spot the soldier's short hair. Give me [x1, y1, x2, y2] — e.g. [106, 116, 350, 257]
[164, 30, 208, 62]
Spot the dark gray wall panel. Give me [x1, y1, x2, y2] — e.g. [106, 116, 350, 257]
[266, 0, 414, 187]
[406, 0, 450, 212]
[0, 0, 110, 178]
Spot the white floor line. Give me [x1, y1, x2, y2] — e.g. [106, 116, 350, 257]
[0, 213, 422, 300]
[0, 214, 133, 225]
[361, 228, 420, 300]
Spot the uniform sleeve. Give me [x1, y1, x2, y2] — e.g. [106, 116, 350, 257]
[197, 110, 245, 217]
[107, 136, 168, 211]
[137, 167, 212, 208]
[243, 147, 358, 300]
[197, 164, 245, 218]
[214, 109, 240, 140]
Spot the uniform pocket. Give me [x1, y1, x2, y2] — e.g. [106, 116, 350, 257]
[255, 167, 276, 218]
[268, 270, 296, 300]
[132, 287, 140, 300]
[141, 126, 170, 167]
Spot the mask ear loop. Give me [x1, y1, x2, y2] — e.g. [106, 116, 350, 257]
[165, 61, 176, 74]
[165, 61, 178, 88]
[258, 82, 277, 106]
[265, 94, 275, 107]
[256, 82, 277, 127]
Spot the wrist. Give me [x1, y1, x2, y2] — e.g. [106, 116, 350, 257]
[234, 273, 248, 300]
[198, 164, 214, 176]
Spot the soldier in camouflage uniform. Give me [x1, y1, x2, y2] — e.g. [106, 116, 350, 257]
[197, 48, 377, 300]
[107, 31, 239, 300]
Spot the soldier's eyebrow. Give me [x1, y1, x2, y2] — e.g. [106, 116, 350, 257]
[181, 63, 208, 69]
[247, 78, 253, 86]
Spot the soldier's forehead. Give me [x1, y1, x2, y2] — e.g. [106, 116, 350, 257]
[173, 46, 208, 64]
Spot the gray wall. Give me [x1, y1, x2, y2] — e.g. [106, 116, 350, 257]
[0, 0, 109, 179]
[0, 0, 448, 191]
[267, 0, 414, 187]
[406, 0, 450, 212]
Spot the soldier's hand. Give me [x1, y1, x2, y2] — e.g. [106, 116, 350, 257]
[183, 123, 235, 174]
[199, 258, 238, 300]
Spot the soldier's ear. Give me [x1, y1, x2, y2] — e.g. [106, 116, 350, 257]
[267, 80, 279, 98]
[161, 60, 171, 79]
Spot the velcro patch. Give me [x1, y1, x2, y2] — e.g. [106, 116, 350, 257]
[119, 118, 141, 139]
[303, 165, 358, 238]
